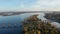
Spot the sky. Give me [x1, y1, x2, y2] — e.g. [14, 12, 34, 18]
[0, 0, 60, 11]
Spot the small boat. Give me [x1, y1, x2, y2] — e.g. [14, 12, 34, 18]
[14, 23, 17, 28]
[2, 23, 5, 28]
[8, 23, 12, 28]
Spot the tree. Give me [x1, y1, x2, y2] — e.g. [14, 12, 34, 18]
[23, 14, 59, 34]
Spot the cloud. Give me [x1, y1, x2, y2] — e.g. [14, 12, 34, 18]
[0, 0, 60, 11]
[40, 0, 60, 11]
[16, 0, 60, 11]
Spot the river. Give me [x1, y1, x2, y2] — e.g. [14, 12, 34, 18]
[0, 13, 59, 34]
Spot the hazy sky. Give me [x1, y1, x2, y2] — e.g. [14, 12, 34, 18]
[0, 0, 60, 11]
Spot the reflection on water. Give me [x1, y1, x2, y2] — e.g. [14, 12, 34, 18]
[0, 13, 45, 34]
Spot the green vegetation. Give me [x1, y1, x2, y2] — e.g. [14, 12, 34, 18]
[23, 14, 59, 34]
